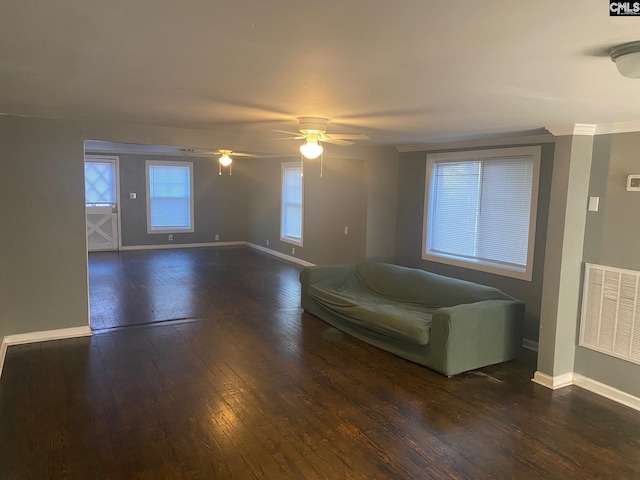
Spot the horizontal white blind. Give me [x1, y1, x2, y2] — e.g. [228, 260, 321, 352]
[148, 163, 192, 231]
[428, 155, 534, 271]
[430, 161, 480, 259]
[281, 164, 302, 242]
[477, 157, 534, 267]
[580, 263, 640, 365]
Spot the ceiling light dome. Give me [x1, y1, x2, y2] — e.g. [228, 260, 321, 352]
[219, 154, 232, 167]
[609, 41, 640, 78]
[300, 134, 323, 159]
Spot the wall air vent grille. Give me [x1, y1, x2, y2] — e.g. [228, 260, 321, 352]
[580, 263, 640, 365]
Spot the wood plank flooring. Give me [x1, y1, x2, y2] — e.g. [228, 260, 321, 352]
[1, 247, 639, 479]
[88, 247, 301, 329]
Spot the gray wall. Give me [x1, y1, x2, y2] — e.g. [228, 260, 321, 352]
[0, 117, 89, 338]
[246, 156, 368, 265]
[577, 132, 640, 397]
[394, 143, 555, 342]
[365, 155, 399, 262]
[95, 153, 248, 247]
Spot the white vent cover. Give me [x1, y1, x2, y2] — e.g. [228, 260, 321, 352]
[580, 263, 640, 365]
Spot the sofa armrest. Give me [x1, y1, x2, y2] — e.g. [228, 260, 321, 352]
[430, 299, 524, 376]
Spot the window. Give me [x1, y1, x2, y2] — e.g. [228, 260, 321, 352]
[85, 157, 117, 206]
[423, 146, 540, 281]
[281, 162, 303, 246]
[146, 161, 194, 233]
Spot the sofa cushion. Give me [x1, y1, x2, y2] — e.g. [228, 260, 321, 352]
[307, 285, 432, 345]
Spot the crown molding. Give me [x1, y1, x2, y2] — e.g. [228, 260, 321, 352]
[547, 122, 640, 137]
[545, 124, 597, 136]
[596, 121, 640, 135]
[396, 134, 555, 153]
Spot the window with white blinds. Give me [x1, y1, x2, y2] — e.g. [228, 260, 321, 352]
[280, 162, 303, 246]
[423, 146, 541, 281]
[146, 161, 194, 233]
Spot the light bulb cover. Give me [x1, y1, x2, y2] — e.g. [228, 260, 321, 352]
[219, 155, 233, 167]
[609, 41, 640, 78]
[300, 139, 323, 159]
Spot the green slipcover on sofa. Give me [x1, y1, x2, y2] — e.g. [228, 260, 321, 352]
[300, 261, 524, 376]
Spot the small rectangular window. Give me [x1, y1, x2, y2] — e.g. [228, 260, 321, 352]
[281, 162, 303, 246]
[423, 146, 540, 281]
[146, 161, 194, 233]
[85, 158, 117, 206]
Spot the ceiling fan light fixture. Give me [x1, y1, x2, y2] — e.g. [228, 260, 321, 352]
[219, 154, 233, 167]
[300, 137, 323, 159]
[609, 41, 640, 78]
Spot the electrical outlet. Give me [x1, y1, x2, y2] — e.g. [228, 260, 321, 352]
[215, 234, 220, 241]
[266, 239, 269, 246]
[292, 247, 295, 255]
[344, 226, 349, 235]
[168, 234, 173, 241]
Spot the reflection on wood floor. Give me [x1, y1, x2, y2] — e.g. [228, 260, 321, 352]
[1, 247, 639, 479]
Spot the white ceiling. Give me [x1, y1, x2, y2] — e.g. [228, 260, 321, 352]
[1, 0, 639, 147]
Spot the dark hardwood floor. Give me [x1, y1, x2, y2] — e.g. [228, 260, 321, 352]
[88, 247, 301, 330]
[1, 247, 639, 479]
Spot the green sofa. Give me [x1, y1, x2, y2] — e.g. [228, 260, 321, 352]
[300, 261, 524, 376]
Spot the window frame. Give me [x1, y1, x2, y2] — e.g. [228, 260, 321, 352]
[145, 160, 195, 234]
[422, 146, 541, 281]
[280, 162, 304, 247]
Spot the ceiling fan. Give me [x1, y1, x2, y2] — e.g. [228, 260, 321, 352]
[274, 117, 369, 160]
[179, 148, 257, 175]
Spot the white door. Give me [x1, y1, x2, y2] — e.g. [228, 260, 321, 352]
[85, 156, 120, 252]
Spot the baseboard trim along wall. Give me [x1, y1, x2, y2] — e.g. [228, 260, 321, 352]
[532, 371, 574, 389]
[572, 373, 640, 412]
[0, 326, 92, 379]
[532, 370, 640, 412]
[245, 243, 315, 267]
[109, 241, 317, 268]
[120, 241, 244, 251]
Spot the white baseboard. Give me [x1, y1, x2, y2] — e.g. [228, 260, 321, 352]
[522, 338, 539, 352]
[4, 325, 92, 346]
[116, 241, 316, 269]
[573, 373, 640, 412]
[532, 371, 574, 389]
[246, 243, 315, 267]
[532, 370, 640, 412]
[119, 241, 244, 251]
[0, 326, 92, 378]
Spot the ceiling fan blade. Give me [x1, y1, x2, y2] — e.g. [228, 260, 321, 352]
[322, 138, 353, 146]
[230, 152, 258, 157]
[271, 136, 306, 141]
[195, 150, 221, 156]
[272, 129, 303, 136]
[324, 133, 369, 140]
